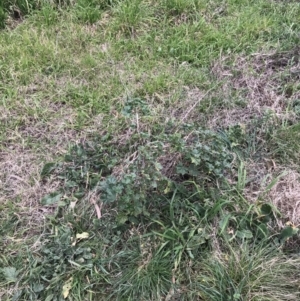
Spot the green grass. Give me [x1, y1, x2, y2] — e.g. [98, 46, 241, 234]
[1, 0, 300, 300]
[190, 242, 300, 301]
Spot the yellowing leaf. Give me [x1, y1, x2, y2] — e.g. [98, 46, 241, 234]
[191, 157, 199, 164]
[70, 201, 77, 209]
[62, 277, 73, 299]
[76, 232, 89, 240]
[164, 186, 170, 194]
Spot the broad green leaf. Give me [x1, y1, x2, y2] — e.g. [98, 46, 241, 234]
[33, 283, 44, 293]
[74, 192, 85, 199]
[128, 216, 139, 224]
[236, 229, 253, 239]
[1, 267, 19, 283]
[57, 200, 68, 207]
[279, 226, 299, 242]
[176, 165, 187, 175]
[117, 213, 128, 225]
[41, 162, 56, 177]
[45, 294, 54, 301]
[256, 224, 268, 239]
[190, 156, 200, 165]
[41, 192, 62, 205]
[154, 162, 163, 171]
[260, 203, 273, 216]
[12, 290, 22, 301]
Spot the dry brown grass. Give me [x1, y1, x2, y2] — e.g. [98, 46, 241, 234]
[208, 48, 300, 129]
[168, 87, 205, 123]
[268, 169, 300, 227]
[238, 161, 300, 226]
[204, 48, 300, 225]
[0, 100, 82, 233]
[0, 148, 59, 227]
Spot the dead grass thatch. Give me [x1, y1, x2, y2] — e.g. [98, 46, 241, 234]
[208, 48, 300, 129]
[268, 169, 300, 227]
[0, 102, 82, 232]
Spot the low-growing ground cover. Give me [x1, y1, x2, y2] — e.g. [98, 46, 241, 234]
[1, 1, 300, 300]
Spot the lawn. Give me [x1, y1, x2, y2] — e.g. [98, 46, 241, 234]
[1, 1, 300, 300]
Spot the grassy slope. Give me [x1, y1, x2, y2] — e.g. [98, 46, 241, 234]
[1, 0, 300, 300]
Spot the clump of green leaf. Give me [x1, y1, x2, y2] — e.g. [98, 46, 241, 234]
[0, 267, 20, 285]
[13, 226, 97, 300]
[42, 121, 232, 224]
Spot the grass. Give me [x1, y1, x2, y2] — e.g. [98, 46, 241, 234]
[1, 0, 300, 300]
[190, 241, 300, 301]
